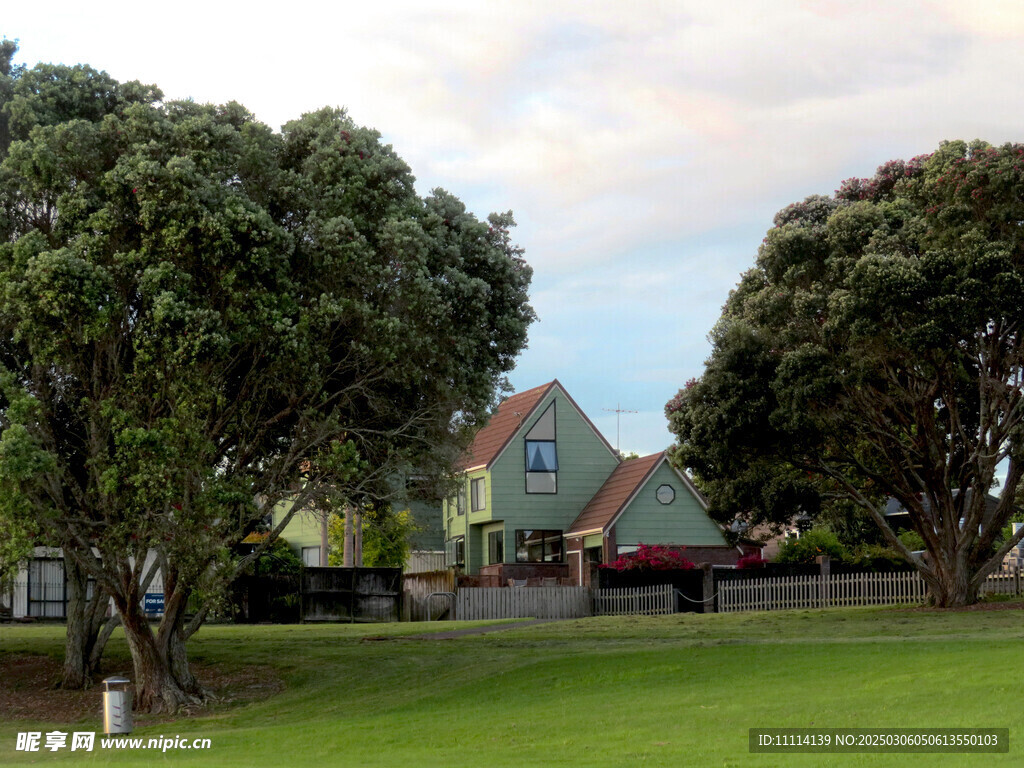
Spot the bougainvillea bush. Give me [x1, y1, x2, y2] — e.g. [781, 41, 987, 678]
[602, 544, 695, 571]
[736, 552, 768, 569]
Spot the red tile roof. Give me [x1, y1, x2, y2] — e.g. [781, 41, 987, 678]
[457, 381, 556, 471]
[567, 451, 665, 534]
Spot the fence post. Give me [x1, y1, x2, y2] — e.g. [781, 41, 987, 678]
[701, 564, 715, 613]
[816, 555, 830, 609]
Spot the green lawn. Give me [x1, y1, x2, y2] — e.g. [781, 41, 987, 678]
[1, 606, 1022, 767]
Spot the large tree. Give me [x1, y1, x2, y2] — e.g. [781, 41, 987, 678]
[667, 140, 1024, 607]
[0, 42, 164, 689]
[0, 52, 534, 710]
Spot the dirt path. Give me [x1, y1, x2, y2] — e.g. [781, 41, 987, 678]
[409, 618, 561, 639]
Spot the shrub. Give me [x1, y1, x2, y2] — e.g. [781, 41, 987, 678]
[898, 530, 925, 551]
[848, 542, 912, 571]
[251, 535, 303, 575]
[736, 552, 768, 569]
[773, 528, 848, 564]
[601, 543, 695, 571]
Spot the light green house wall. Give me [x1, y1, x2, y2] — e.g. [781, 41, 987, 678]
[613, 462, 727, 547]
[271, 498, 323, 554]
[443, 467, 490, 569]
[273, 483, 444, 563]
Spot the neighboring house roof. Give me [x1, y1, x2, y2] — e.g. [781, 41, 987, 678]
[567, 452, 663, 534]
[457, 379, 618, 471]
[884, 490, 1006, 529]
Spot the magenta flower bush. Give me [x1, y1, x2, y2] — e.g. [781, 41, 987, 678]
[601, 543, 695, 572]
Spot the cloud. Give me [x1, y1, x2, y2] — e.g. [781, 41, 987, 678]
[9, 0, 1024, 458]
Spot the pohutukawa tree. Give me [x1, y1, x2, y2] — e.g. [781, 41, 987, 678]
[667, 140, 1024, 607]
[0, 46, 534, 710]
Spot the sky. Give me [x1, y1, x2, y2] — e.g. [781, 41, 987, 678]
[6, 1, 1024, 456]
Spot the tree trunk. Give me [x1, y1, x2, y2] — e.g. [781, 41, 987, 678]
[160, 583, 206, 700]
[116, 594, 194, 713]
[343, 507, 354, 567]
[61, 554, 90, 689]
[355, 511, 363, 566]
[927, 553, 980, 608]
[320, 511, 329, 566]
[88, 613, 120, 674]
[61, 553, 112, 688]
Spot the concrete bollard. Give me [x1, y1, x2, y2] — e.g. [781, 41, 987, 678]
[102, 676, 133, 735]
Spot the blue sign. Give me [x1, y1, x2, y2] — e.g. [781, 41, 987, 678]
[143, 593, 164, 614]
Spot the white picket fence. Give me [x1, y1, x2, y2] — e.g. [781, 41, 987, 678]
[981, 570, 1023, 596]
[718, 570, 1022, 613]
[454, 585, 678, 620]
[594, 584, 675, 616]
[455, 586, 592, 620]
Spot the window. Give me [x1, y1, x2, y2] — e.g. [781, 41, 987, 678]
[445, 536, 465, 567]
[656, 484, 675, 505]
[471, 477, 486, 511]
[488, 530, 504, 564]
[27, 558, 66, 618]
[526, 470, 557, 494]
[515, 529, 563, 563]
[301, 546, 322, 567]
[525, 441, 558, 471]
[457, 484, 466, 516]
[524, 402, 557, 494]
[525, 439, 558, 493]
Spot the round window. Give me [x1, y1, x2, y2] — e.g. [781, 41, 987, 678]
[656, 484, 675, 505]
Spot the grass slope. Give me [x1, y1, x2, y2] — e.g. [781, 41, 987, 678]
[1, 606, 1021, 767]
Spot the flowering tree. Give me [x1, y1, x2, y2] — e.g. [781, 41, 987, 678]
[668, 140, 1024, 607]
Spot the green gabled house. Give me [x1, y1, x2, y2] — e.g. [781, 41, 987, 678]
[443, 380, 740, 583]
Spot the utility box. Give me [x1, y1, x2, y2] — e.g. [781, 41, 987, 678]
[102, 676, 133, 734]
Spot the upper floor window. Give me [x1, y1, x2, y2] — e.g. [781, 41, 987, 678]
[525, 441, 558, 471]
[524, 402, 557, 494]
[471, 477, 486, 511]
[457, 485, 466, 516]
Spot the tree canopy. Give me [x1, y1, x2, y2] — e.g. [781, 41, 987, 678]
[667, 140, 1024, 607]
[0, 45, 534, 709]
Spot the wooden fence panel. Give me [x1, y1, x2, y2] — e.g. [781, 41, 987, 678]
[301, 566, 401, 622]
[402, 570, 457, 621]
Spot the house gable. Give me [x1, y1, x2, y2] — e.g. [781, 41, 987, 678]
[487, 382, 620, 536]
[611, 458, 726, 548]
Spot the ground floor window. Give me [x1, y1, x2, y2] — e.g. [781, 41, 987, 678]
[301, 546, 322, 567]
[446, 537, 465, 567]
[488, 530, 504, 564]
[515, 530, 563, 563]
[583, 546, 603, 564]
[27, 558, 66, 618]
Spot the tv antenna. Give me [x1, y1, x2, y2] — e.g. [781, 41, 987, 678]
[602, 403, 638, 454]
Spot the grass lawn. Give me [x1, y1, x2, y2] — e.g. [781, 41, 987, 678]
[1, 605, 1022, 767]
